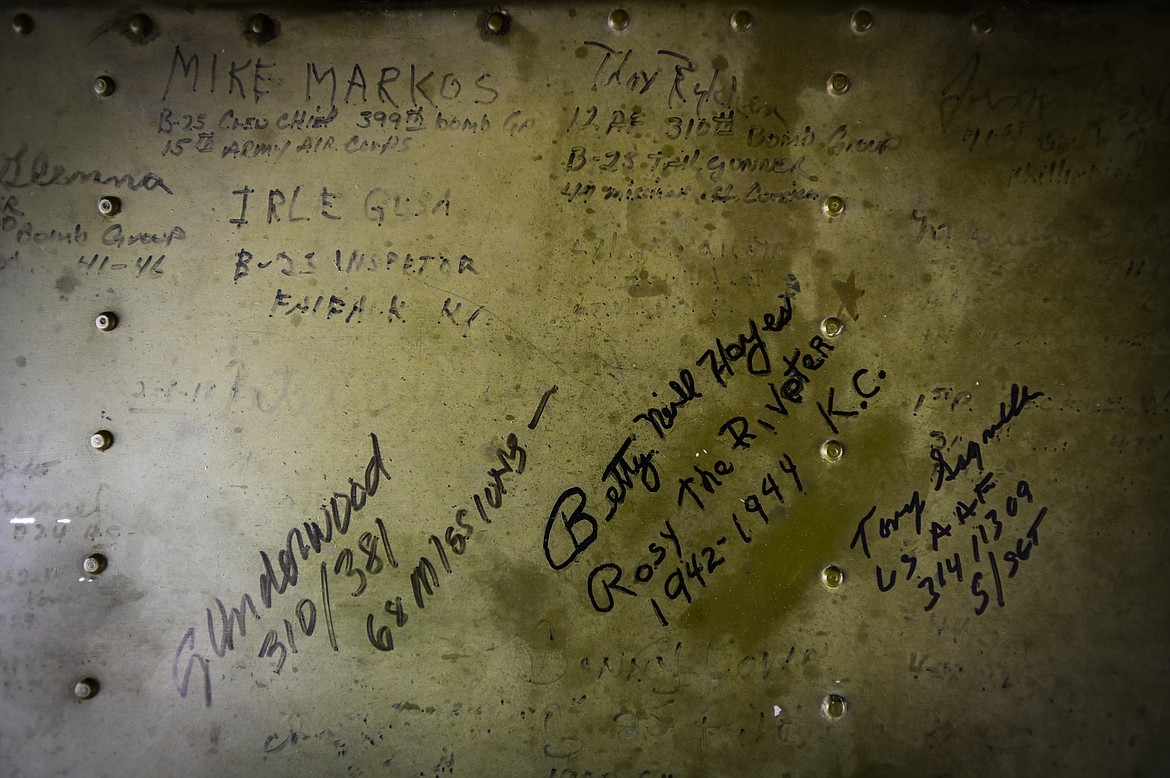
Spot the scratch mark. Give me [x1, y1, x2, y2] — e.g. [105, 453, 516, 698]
[529, 385, 559, 430]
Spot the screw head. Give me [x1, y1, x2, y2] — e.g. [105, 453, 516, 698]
[822, 693, 848, 719]
[74, 678, 99, 700]
[820, 439, 844, 463]
[823, 195, 846, 217]
[83, 554, 107, 575]
[128, 13, 151, 37]
[828, 72, 851, 95]
[730, 10, 754, 32]
[851, 9, 873, 33]
[95, 312, 118, 332]
[97, 196, 121, 217]
[821, 564, 844, 589]
[485, 10, 510, 35]
[607, 8, 630, 32]
[247, 12, 278, 41]
[92, 75, 115, 98]
[12, 13, 33, 35]
[90, 430, 113, 451]
[820, 316, 844, 338]
[971, 13, 993, 35]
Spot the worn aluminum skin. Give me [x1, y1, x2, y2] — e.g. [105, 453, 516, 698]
[1, 2, 1168, 776]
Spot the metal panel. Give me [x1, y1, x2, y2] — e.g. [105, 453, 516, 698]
[1, 1, 1168, 775]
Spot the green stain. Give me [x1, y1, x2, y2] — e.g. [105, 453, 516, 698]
[678, 409, 913, 649]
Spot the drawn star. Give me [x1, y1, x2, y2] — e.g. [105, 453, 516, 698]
[832, 271, 865, 321]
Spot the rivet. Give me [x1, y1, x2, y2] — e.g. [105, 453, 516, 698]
[94, 312, 118, 332]
[92, 75, 116, 98]
[820, 316, 844, 338]
[247, 13, 276, 42]
[823, 195, 846, 217]
[127, 13, 152, 37]
[820, 439, 844, 463]
[821, 565, 844, 589]
[730, 10, 754, 32]
[96, 196, 121, 217]
[828, 72, 850, 95]
[971, 13, 993, 35]
[90, 430, 113, 451]
[485, 10, 510, 35]
[822, 693, 848, 719]
[607, 8, 630, 32]
[83, 554, 107, 575]
[11, 13, 33, 35]
[851, 9, 873, 33]
[74, 678, 99, 700]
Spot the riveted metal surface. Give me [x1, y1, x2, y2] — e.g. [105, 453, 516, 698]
[1, 2, 1169, 777]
